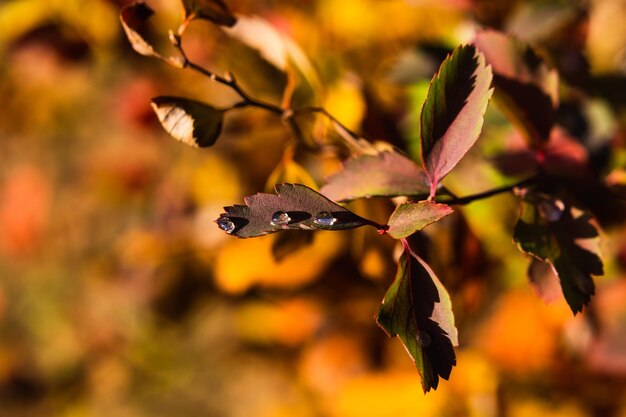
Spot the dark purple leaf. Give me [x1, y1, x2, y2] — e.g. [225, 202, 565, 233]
[217, 183, 382, 238]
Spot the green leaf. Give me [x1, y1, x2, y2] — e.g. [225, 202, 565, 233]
[513, 191, 603, 314]
[150, 96, 224, 148]
[377, 247, 458, 392]
[387, 201, 453, 239]
[217, 184, 382, 238]
[474, 30, 559, 149]
[181, 0, 236, 27]
[120, 2, 158, 57]
[420, 45, 493, 197]
[320, 151, 430, 202]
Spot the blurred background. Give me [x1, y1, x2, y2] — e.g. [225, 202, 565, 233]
[1, 0, 626, 416]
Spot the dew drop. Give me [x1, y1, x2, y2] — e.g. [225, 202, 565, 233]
[271, 211, 291, 226]
[217, 217, 236, 234]
[313, 211, 337, 227]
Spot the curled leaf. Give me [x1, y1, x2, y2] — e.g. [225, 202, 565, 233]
[151, 96, 224, 147]
[217, 183, 381, 238]
[320, 151, 430, 202]
[120, 2, 158, 57]
[387, 201, 453, 239]
[377, 246, 457, 392]
[420, 45, 493, 197]
[181, 0, 237, 27]
[513, 191, 604, 313]
[474, 30, 559, 148]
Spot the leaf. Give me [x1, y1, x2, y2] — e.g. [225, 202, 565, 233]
[150, 96, 224, 148]
[320, 151, 430, 202]
[420, 45, 493, 197]
[527, 258, 563, 304]
[120, 2, 158, 57]
[474, 30, 559, 149]
[387, 201, 453, 239]
[222, 15, 322, 101]
[217, 183, 381, 238]
[377, 247, 457, 392]
[271, 231, 315, 262]
[513, 191, 604, 314]
[181, 0, 236, 27]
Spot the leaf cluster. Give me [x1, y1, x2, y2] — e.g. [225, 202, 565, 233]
[119, 0, 620, 393]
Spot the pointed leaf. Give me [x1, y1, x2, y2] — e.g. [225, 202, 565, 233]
[120, 2, 158, 57]
[513, 191, 604, 313]
[151, 96, 224, 148]
[474, 30, 559, 148]
[320, 151, 430, 202]
[387, 201, 453, 239]
[181, 0, 236, 27]
[420, 45, 493, 196]
[377, 247, 457, 392]
[217, 183, 381, 238]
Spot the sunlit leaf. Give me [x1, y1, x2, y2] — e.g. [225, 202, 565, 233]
[223, 15, 322, 103]
[320, 151, 430, 202]
[150, 96, 224, 148]
[217, 183, 381, 238]
[377, 246, 457, 392]
[120, 2, 158, 57]
[420, 45, 493, 197]
[387, 201, 453, 239]
[514, 191, 604, 314]
[181, 0, 236, 27]
[474, 30, 559, 149]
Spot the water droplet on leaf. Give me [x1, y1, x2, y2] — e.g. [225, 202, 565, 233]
[271, 211, 291, 226]
[313, 211, 337, 227]
[217, 217, 236, 233]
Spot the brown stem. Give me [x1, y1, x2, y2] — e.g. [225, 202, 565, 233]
[436, 177, 537, 206]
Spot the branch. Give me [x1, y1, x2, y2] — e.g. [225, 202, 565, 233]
[436, 177, 537, 206]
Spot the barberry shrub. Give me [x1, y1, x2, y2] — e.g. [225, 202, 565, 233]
[121, 0, 623, 392]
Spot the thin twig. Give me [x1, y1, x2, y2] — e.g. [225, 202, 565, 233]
[436, 177, 537, 206]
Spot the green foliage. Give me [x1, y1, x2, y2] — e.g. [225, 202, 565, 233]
[376, 245, 458, 392]
[514, 191, 603, 313]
